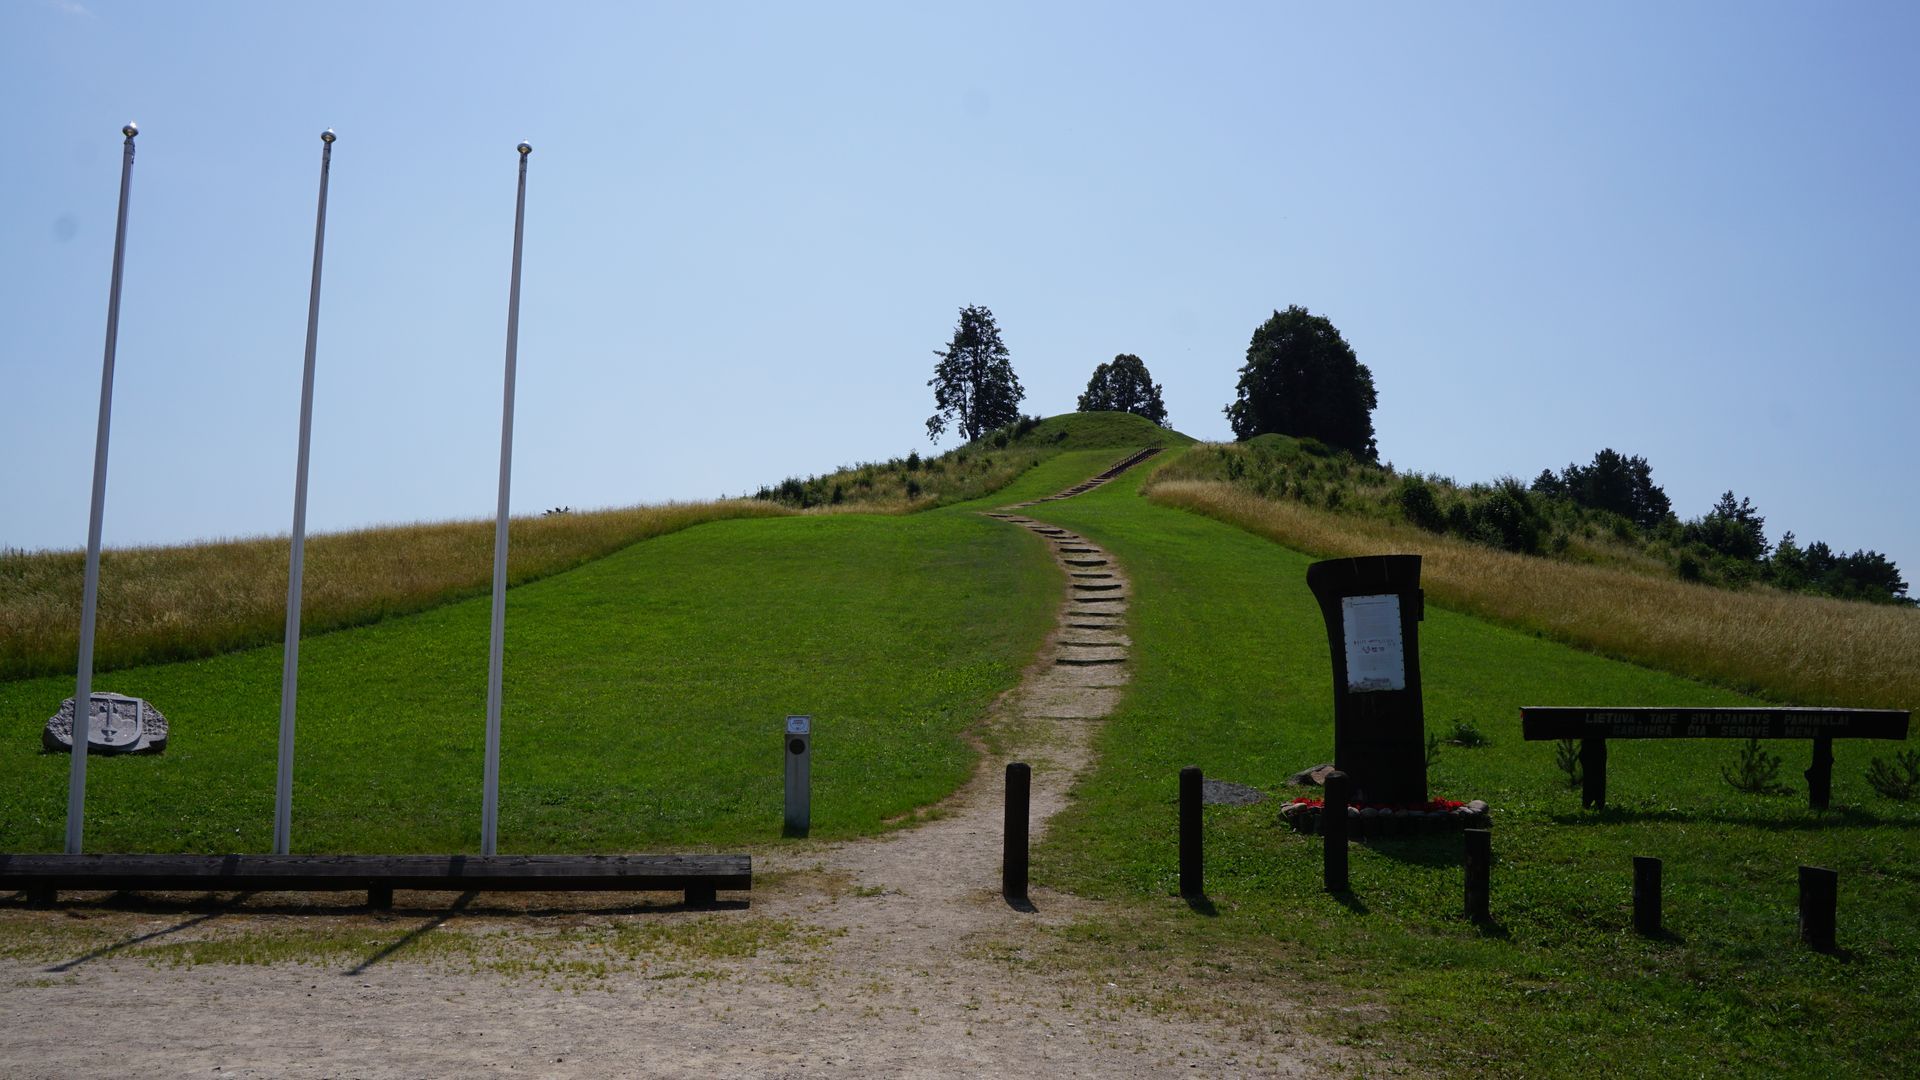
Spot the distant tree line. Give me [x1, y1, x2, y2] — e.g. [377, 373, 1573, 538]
[1528, 450, 1907, 604]
[912, 301, 1903, 605]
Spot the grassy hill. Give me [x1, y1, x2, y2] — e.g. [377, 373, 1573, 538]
[0, 508, 1058, 852]
[3, 412, 1915, 1076]
[751, 410, 1191, 511]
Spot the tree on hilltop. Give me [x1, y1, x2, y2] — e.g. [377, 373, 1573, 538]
[1224, 306, 1378, 460]
[1686, 491, 1769, 563]
[926, 305, 1024, 443]
[1077, 354, 1168, 425]
[1533, 449, 1673, 530]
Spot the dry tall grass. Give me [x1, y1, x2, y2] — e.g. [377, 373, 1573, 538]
[0, 500, 788, 681]
[1149, 479, 1920, 711]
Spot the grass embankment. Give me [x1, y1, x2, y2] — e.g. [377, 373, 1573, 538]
[754, 411, 1191, 512]
[0, 508, 1057, 853]
[0, 501, 788, 683]
[1033, 454, 1920, 1078]
[1146, 478, 1920, 711]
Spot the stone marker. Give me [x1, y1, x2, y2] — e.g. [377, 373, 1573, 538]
[43, 693, 168, 755]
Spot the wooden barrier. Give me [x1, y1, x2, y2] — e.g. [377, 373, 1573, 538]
[1, 852, 749, 909]
[1521, 707, 1909, 809]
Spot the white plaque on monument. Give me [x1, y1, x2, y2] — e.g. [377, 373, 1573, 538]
[1341, 594, 1405, 692]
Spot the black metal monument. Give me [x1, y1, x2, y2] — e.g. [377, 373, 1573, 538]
[1306, 554, 1427, 805]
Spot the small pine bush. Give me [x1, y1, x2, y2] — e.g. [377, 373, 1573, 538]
[1554, 738, 1583, 788]
[1865, 750, 1920, 800]
[1721, 738, 1787, 794]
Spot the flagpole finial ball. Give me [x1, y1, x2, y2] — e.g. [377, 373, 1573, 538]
[517, 141, 532, 156]
[123, 122, 138, 138]
[321, 129, 336, 144]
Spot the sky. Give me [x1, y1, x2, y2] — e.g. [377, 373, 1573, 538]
[4, 1, 1916, 580]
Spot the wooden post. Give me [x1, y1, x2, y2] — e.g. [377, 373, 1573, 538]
[367, 882, 393, 911]
[1632, 856, 1662, 936]
[27, 885, 56, 910]
[685, 883, 718, 908]
[1322, 770, 1350, 893]
[1178, 766, 1203, 898]
[1799, 865, 1837, 951]
[1464, 828, 1491, 922]
[1805, 737, 1834, 811]
[1580, 737, 1608, 809]
[1003, 762, 1030, 905]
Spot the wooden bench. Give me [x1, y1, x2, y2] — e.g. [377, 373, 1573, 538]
[0, 852, 750, 910]
[1521, 707, 1910, 810]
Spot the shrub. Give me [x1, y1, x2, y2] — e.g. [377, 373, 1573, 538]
[1554, 739, 1582, 788]
[1721, 738, 1788, 794]
[1398, 477, 1445, 532]
[905, 450, 921, 472]
[1865, 750, 1920, 800]
[1468, 479, 1542, 554]
[1448, 720, 1490, 748]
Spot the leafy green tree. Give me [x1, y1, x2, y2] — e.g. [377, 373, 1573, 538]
[1224, 306, 1378, 460]
[1077, 353, 1168, 424]
[1533, 449, 1673, 529]
[926, 305, 1024, 443]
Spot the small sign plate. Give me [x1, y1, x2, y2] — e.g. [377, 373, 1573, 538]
[1341, 594, 1406, 693]
[786, 715, 811, 735]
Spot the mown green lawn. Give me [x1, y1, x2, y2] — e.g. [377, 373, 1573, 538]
[0, 509, 1056, 854]
[1032, 451, 1920, 1078]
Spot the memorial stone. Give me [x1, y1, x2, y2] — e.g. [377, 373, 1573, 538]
[1306, 555, 1427, 804]
[42, 693, 168, 755]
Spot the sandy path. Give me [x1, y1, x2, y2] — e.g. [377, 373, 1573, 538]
[0, 486, 1342, 1078]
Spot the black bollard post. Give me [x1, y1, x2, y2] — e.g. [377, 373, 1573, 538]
[1632, 856, 1662, 937]
[1322, 770, 1350, 893]
[1179, 766, 1203, 898]
[1799, 865, 1837, 951]
[1004, 762, 1031, 905]
[1464, 828, 1491, 923]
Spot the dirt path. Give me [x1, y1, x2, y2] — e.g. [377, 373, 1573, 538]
[0, 466, 1343, 1078]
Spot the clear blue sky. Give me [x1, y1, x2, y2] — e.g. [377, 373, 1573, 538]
[5, 1, 1916, 580]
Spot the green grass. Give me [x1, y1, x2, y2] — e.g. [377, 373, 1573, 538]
[1031, 450, 1920, 1078]
[0, 509, 1057, 853]
[0, 500, 787, 681]
[752, 410, 1192, 511]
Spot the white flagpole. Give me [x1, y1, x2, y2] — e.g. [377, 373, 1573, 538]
[273, 129, 336, 856]
[66, 122, 140, 855]
[481, 141, 532, 855]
